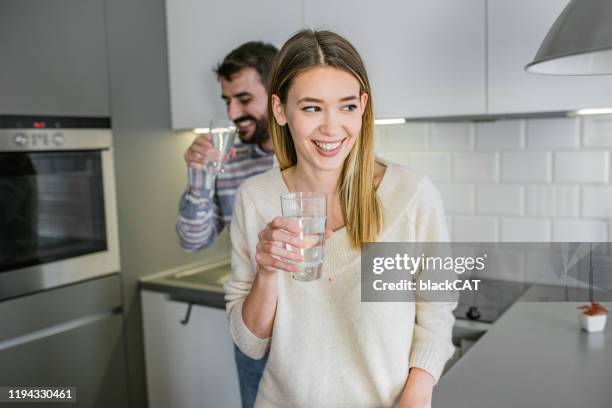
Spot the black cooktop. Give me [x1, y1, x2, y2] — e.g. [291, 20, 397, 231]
[453, 278, 531, 323]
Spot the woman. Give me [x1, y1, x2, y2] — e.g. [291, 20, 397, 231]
[224, 29, 455, 408]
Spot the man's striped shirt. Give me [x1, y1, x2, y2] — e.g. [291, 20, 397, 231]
[177, 142, 276, 252]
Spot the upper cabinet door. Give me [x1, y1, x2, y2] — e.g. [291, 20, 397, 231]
[165, 0, 302, 129]
[303, 0, 486, 119]
[488, 0, 612, 114]
[0, 0, 109, 117]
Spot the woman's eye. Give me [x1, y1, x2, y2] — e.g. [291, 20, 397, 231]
[303, 106, 321, 113]
[342, 104, 358, 112]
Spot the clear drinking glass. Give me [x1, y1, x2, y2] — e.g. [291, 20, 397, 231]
[280, 192, 327, 281]
[205, 118, 236, 174]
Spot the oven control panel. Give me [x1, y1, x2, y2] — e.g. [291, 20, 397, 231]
[0, 129, 111, 151]
[12, 131, 65, 147]
[0, 116, 111, 151]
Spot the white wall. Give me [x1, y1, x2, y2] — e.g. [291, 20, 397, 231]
[376, 115, 612, 243]
[103, 0, 230, 406]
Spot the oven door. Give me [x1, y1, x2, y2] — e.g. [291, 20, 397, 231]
[0, 138, 119, 300]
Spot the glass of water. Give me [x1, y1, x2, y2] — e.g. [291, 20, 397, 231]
[205, 118, 236, 174]
[280, 192, 327, 281]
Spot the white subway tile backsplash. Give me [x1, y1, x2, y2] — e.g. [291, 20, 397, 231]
[583, 115, 612, 147]
[582, 187, 612, 218]
[501, 218, 550, 242]
[475, 120, 523, 150]
[430, 122, 472, 150]
[476, 185, 523, 215]
[453, 153, 499, 182]
[525, 185, 579, 217]
[382, 152, 450, 181]
[375, 113, 612, 244]
[452, 216, 498, 242]
[377, 123, 429, 151]
[526, 117, 580, 149]
[552, 219, 608, 242]
[502, 152, 551, 183]
[436, 183, 475, 214]
[554, 151, 609, 183]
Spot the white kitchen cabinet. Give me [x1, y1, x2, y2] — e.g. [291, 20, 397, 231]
[0, 0, 109, 116]
[141, 290, 241, 408]
[165, 0, 302, 129]
[303, 0, 487, 119]
[488, 0, 612, 114]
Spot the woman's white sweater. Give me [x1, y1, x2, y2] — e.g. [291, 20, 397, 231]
[224, 163, 456, 408]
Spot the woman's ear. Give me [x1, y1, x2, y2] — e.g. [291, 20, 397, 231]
[360, 92, 368, 115]
[271, 94, 287, 126]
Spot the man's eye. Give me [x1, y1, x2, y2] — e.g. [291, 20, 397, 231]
[342, 104, 358, 111]
[303, 106, 321, 113]
[240, 98, 252, 105]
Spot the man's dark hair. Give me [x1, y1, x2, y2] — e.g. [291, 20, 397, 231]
[214, 41, 279, 86]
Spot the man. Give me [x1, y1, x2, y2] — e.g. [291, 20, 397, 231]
[176, 41, 277, 408]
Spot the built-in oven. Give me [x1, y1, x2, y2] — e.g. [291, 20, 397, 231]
[0, 115, 120, 301]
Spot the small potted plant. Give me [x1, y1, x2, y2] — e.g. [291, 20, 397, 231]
[578, 302, 608, 333]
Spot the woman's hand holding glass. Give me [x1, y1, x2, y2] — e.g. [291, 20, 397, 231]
[255, 217, 334, 275]
[255, 217, 306, 275]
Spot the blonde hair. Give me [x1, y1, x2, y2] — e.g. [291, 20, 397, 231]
[267, 29, 382, 248]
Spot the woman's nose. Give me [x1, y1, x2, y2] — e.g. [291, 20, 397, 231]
[319, 112, 342, 137]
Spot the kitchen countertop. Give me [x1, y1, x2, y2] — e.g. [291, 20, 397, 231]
[139, 259, 230, 309]
[433, 285, 612, 408]
[141, 262, 612, 406]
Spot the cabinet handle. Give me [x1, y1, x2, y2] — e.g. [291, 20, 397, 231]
[180, 302, 194, 325]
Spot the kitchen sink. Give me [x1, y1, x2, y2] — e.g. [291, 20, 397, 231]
[168, 262, 231, 290]
[139, 259, 232, 309]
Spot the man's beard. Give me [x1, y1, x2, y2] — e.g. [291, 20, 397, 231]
[236, 116, 270, 146]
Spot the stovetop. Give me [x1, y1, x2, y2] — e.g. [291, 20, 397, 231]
[453, 278, 531, 324]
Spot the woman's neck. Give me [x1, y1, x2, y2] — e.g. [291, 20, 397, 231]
[285, 163, 342, 196]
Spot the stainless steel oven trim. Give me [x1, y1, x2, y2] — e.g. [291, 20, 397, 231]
[0, 129, 112, 151]
[0, 131, 120, 301]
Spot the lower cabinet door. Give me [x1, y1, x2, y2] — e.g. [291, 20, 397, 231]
[141, 290, 242, 408]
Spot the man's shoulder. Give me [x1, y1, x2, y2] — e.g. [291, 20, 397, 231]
[226, 143, 274, 169]
[233, 142, 274, 159]
[220, 144, 275, 184]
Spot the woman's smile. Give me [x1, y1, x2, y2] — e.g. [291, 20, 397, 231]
[311, 137, 347, 157]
